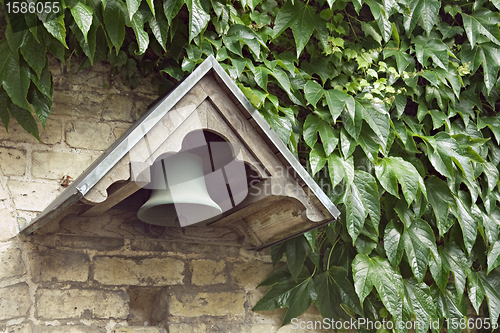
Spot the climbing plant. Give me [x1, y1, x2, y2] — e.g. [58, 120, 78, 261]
[1, 0, 500, 331]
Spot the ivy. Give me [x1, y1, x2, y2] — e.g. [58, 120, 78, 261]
[2, 0, 500, 330]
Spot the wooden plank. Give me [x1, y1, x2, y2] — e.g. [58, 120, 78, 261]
[80, 181, 142, 217]
[57, 208, 244, 247]
[83, 153, 131, 204]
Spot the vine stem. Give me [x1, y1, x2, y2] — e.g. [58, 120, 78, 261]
[326, 236, 340, 271]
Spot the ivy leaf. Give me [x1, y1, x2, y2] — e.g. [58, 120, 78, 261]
[435, 285, 467, 333]
[403, 279, 437, 333]
[272, 2, 318, 57]
[42, 12, 68, 49]
[304, 81, 325, 107]
[303, 114, 338, 156]
[384, 220, 404, 267]
[361, 106, 390, 150]
[187, 0, 210, 42]
[0, 40, 31, 110]
[477, 270, 500, 328]
[164, 0, 184, 25]
[452, 197, 480, 256]
[126, 0, 141, 20]
[0, 89, 10, 129]
[365, 0, 392, 43]
[9, 102, 40, 140]
[403, 218, 435, 283]
[285, 236, 308, 281]
[467, 270, 485, 315]
[483, 161, 499, 193]
[149, 14, 169, 51]
[314, 266, 362, 320]
[310, 144, 327, 176]
[28, 85, 51, 128]
[425, 176, 455, 236]
[145, 0, 155, 16]
[70, 2, 93, 43]
[375, 157, 426, 205]
[325, 89, 355, 123]
[252, 278, 297, 311]
[130, 10, 150, 54]
[345, 170, 380, 243]
[461, 42, 500, 95]
[352, 254, 403, 319]
[19, 31, 46, 79]
[327, 152, 344, 188]
[103, 0, 126, 53]
[282, 277, 318, 325]
[403, 0, 441, 36]
[461, 9, 500, 48]
[440, 243, 469, 300]
[414, 36, 449, 70]
[487, 241, 500, 274]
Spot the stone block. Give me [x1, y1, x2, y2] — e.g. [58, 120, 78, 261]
[35, 288, 129, 319]
[0, 207, 17, 241]
[32, 151, 93, 180]
[231, 261, 274, 288]
[52, 91, 106, 118]
[0, 118, 61, 144]
[190, 259, 227, 286]
[0, 246, 26, 280]
[4, 323, 33, 333]
[169, 292, 245, 317]
[103, 94, 134, 122]
[7, 180, 60, 211]
[93, 257, 184, 286]
[114, 327, 164, 333]
[30, 250, 89, 282]
[0, 147, 26, 176]
[167, 323, 206, 333]
[0, 283, 31, 321]
[37, 326, 106, 333]
[65, 120, 114, 150]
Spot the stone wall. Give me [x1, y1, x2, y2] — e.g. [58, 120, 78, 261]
[0, 58, 329, 332]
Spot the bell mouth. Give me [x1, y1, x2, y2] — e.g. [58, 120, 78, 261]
[137, 202, 222, 227]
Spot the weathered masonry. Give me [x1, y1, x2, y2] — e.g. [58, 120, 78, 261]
[0, 56, 339, 333]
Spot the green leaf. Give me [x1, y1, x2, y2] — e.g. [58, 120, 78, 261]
[126, 0, 141, 20]
[103, 0, 126, 52]
[340, 128, 356, 158]
[303, 114, 338, 156]
[19, 32, 46, 79]
[433, 285, 467, 333]
[310, 145, 327, 176]
[327, 153, 344, 188]
[0, 89, 10, 129]
[304, 81, 325, 107]
[145, 0, 155, 16]
[325, 89, 355, 123]
[452, 197, 479, 255]
[252, 279, 297, 311]
[361, 106, 390, 150]
[286, 236, 308, 281]
[375, 157, 426, 205]
[71, 2, 93, 43]
[384, 220, 404, 267]
[365, 0, 392, 43]
[440, 243, 469, 300]
[487, 241, 500, 274]
[403, 0, 441, 36]
[261, 109, 292, 144]
[414, 36, 449, 70]
[403, 279, 437, 333]
[425, 176, 455, 236]
[42, 12, 68, 49]
[28, 85, 51, 128]
[314, 266, 362, 320]
[164, 0, 184, 25]
[352, 254, 403, 319]
[461, 42, 500, 95]
[9, 103, 40, 140]
[403, 218, 435, 282]
[467, 270, 485, 315]
[187, 0, 210, 42]
[345, 170, 380, 243]
[0, 40, 31, 110]
[282, 277, 318, 325]
[478, 270, 500, 328]
[461, 9, 500, 48]
[130, 10, 150, 54]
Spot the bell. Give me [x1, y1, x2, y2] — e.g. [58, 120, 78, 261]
[137, 151, 223, 227]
